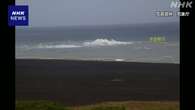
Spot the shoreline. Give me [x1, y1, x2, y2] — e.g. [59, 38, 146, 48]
[16, 59, 179, 105]
[15, 58, 180, 64]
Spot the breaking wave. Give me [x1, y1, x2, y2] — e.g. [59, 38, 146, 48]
[83, 39, 133, 47]
[36, 44, 82, 49]
[19, 38, 134, 49]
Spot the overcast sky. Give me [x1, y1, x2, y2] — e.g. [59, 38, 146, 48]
[16, 0, 179, 27]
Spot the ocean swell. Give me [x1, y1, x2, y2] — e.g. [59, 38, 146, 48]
[18, 38, 134, 49]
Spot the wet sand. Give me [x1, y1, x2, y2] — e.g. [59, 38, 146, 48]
[16, 59, 179, 106]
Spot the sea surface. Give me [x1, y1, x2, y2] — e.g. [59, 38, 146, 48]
[16, 22, 179, 63]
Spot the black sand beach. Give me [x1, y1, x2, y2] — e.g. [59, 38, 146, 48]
[16, 59, 179, 106]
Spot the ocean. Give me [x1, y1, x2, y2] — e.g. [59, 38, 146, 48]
[16, 22, 179, 64]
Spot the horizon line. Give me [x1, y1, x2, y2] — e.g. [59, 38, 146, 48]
[16, 21, 179, 28]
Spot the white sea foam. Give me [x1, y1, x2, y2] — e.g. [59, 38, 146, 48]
[36, 44, 82, 49]
[19, 38, 134, 49]
[83, 38, 133, 47]
[115, 59, 125, 61]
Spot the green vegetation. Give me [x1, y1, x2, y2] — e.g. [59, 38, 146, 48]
[16, 100, 179, 110]
[16, 100, 68, 110]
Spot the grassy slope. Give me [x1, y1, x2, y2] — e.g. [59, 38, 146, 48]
[16, 100, 179, 110]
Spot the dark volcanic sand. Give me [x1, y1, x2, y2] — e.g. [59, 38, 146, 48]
[16, 59, 179, 106]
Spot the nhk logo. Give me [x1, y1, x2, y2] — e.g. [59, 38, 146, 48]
[8, 5, 29, 26]
[170, 0, 193, 8]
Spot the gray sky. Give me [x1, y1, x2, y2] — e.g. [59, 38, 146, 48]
[16, 0, 179, 27]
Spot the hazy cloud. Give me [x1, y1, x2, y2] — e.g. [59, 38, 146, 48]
[16, 0, 179, 27]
